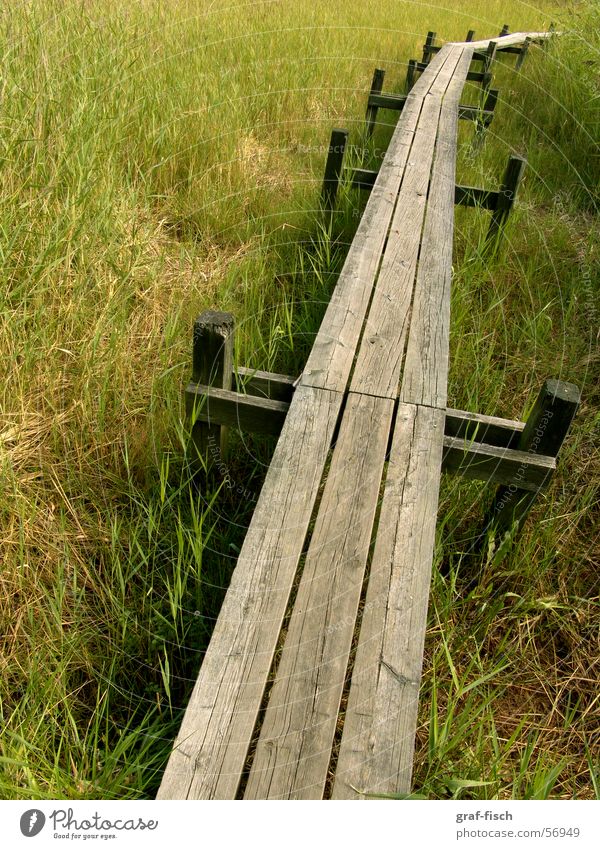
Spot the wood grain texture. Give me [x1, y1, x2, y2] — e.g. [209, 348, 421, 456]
[234, 366, 296, 402]
[158, 384, 342, 799]
[442, 435, 556, 490]
[444, 407, 524, 448]
[162, 29, 557, 801]
[186, 382, 289, 436]
[244, 393, 394, 799]
[350, 46, 464, 399]
[400, 47, 473, 407]
[332, 403, 446, 799]
[462, 31, 554, 50]
[300, 46, 455, 395]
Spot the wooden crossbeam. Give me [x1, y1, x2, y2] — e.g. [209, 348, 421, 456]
[186, 382, 289, 436]
[185, 378, 554, 491]
[442, 436, 554, 491]
[349, 167, 501, 210]
[366, 91, 494, 123]
[412, 58, 488, 83]
[343, 151, 525, 245]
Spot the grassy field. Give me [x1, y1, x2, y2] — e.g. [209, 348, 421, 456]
[0, 0, 598, 799]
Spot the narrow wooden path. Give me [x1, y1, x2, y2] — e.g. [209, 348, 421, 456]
[158, 29, 566, 800]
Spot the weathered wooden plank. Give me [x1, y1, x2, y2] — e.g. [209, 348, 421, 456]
[486, 154, 527, 245]
[485, 379, 580, 536]
[332, 403, 445, 799]
[244, 393, 394, 799]
[442, 435, 556, 490]
[368, 92, 407, 111]
[157, 384, 342, 799]
[321, 128, 348, 213]
[350, 167, 378, 190]
[464, 31, 554, 50]
[445, 407, 524, 448]
[458, 104, 494, 123]
[191, 311, 234, 466]
[365, 68, 386, 138]
[300, 45, 457, 394]
[301, 45, 458, 391]
[400, 48, 472, 408]
[351, 47, 464, 399]
[186, 382, 289, 436]
[454, 184, 498, 209]
[188, 375, 528, 450]
[234, 366, 296, 402]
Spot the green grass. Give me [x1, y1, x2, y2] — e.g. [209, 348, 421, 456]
[0, 0, 598, 799]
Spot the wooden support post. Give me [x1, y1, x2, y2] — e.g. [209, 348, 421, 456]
[482, 40, 497, 90]
[499, 24, 510, 37]
[191, 311, 234, 471]
[543, 23, 555, 51]
[483, 87, 499, 114]
[320, 128, 348, 214]
[422, 31, 436, 64]
[406, 59, 417, 92]
[515, 36, 532, 71]
[483, 379, 580, 548]
[486, 154, 526, 246]
[475, 87, 499, 137]
[466, 29, 475, 42]
[365, 68, 385, 138]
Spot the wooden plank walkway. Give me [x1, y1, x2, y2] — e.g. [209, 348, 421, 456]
[158, 29, 557, 800]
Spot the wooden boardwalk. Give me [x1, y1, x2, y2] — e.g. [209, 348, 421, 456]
[158, 29, 570, 800]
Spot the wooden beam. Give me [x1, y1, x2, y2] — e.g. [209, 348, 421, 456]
[399, 48, 472, 408]
[458, 104, 495, 123]
[422, 30, 437, 64]
[332, 403, 446, 798]
[234, 366, 296, 402]
[368, 94, 494, 126]
[406, 58, 417, 92]
[350, 167, 378, 190]
[515, 36, 532, 71]
[321, 128, 348, 213]
[413, 58, 487, 82]
[455, 184, 499, 209]
[365, 68, 386, 138]
[186, 382, 289, 436]
[484, 379, 580, 540]
[348, 166, 500, 210]
[188, 377, 530, 453]
[486, 154, 527, 246]
[367, 91, 407, 111]
[442, 436, 555, 491]
[188, 383, 554, 491]
[445, 408, 524, 448]
[158, 384, 343, 799]
[191, 311, 234, 469]
[244, 394, 395, 799]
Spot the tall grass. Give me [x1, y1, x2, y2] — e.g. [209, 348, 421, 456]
[0, 0, 597, 798]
